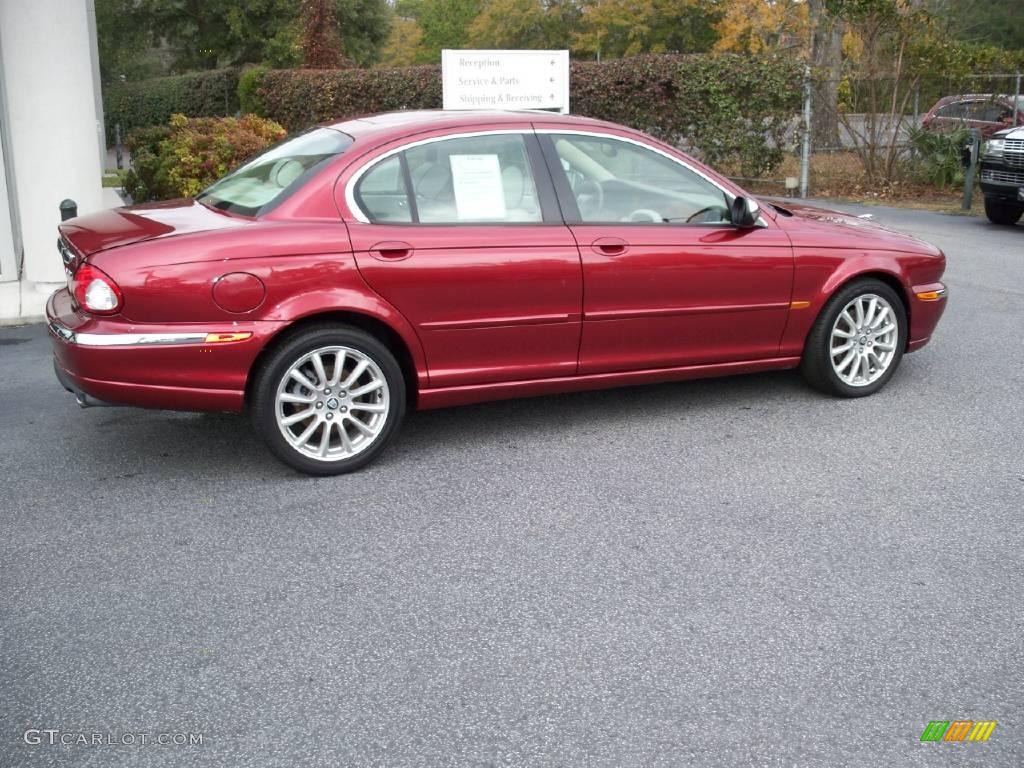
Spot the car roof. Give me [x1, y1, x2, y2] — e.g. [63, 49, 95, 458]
[325, 109, 625, 143]
[932, 93, 1015, 106]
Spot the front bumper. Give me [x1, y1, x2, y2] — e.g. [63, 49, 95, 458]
[979, 163, 1024, 203]
[46, 288, 284, 412]
[906, 281, 948, 353]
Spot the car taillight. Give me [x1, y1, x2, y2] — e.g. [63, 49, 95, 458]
[71, 264, 123, 315]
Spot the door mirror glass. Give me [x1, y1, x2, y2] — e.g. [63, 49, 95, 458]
[730, 196, 760, 228]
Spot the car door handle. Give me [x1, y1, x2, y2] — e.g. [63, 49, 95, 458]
[590, 237, 628, 256]
[368, 241, 414, 261]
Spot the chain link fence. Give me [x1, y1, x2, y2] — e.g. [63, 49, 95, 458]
[731, 72, 1023, 200]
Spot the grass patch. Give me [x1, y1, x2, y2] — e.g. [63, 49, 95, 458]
[102, 169, 128, 188]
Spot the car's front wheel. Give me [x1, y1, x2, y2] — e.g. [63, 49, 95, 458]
[251, 325, 406, 475]
[984, 198, 1023, 225]
[801, 279, 907, 398]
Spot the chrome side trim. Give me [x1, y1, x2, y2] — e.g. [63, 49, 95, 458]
[48, 320, 207, 347]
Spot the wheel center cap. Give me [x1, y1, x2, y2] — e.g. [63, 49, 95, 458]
[326, 397, 340, 410]
[859, 335, 868, 344]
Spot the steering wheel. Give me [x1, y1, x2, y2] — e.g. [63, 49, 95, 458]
[685, 206, 724, 224]
[576, 179, 604, 218]
[624, 209, 662, 223]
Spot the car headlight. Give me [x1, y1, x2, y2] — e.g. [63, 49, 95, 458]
[983, 139, 1005, 158]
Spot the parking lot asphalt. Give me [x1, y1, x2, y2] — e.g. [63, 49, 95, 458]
[1, 202, 1022, 767]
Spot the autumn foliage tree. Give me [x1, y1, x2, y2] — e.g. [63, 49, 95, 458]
[301, 0, 346, 68]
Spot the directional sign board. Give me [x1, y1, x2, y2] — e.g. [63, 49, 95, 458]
[442, 50, 570, 114]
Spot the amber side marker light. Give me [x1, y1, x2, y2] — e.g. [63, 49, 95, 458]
[915, 289, 947, 301]
[204, 332, 253, 343]
[790, 300, 811, 310]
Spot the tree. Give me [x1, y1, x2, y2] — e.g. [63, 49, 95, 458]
[380, 17, 430, 66]
[416, 0, 486, 58]
[714, 0, 809, 54]
[139, 0, 301, 71]
[824, 0, 943, 181]
[573, 0, 720, 60]
[468, 0, 580, 51]
[95, 0, 164, 81]
[335, 0, 393, 67]
[927, 0, 1024, 52]
[809, 0, 844, 148]
[301, 0, 346, 68]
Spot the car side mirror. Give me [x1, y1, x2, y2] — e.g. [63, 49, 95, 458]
[730, 196, 759, 228]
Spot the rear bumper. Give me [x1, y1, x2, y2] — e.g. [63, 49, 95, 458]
[46, 288, 284, 412]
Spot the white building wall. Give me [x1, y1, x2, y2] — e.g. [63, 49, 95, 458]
[0, 0, 104, 291]
[0, 123, 15, 284]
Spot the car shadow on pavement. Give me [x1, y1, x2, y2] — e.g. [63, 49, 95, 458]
[54, 369, 809, 479]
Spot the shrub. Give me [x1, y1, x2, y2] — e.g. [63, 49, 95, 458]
[258, 55, 803, 176]
[906, 125, 969, 188]
[103, 68, 241, 145]
[123, 114, 287, 202]
[238, 65, 270, 116]
[122, 126, 172, 202]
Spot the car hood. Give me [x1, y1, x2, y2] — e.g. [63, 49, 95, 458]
[769, 199, 942, 256]
[991, 124, 1024, 140]
[59, 199, 250, 258]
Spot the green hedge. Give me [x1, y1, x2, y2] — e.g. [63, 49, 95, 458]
[570, 55, 803, 175]
[257, 55, 804, 176]
[258, 65, 443, 129]
[103, 68, 241, 145]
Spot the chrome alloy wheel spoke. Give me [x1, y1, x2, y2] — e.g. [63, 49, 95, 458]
[829, 294, 898, 387]
[275, 345, 390, 462]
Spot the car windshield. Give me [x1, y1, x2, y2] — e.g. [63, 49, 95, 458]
[199, 128, 353, 216]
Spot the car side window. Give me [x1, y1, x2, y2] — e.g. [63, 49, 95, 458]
[355, 155, 413, 223]
[402, 134, 543, 223]
[549, 134, 730, 225]
[935, 102, 965, 119]
[962, 101, 987, 120]
[980, 102, 1011, 123]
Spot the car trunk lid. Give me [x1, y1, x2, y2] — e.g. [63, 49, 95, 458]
[59, 199, 252, 263]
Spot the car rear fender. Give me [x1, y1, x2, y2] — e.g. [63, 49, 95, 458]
[255, 288, 429, 394]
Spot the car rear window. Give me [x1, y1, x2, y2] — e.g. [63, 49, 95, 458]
[198, 127, 353, 216]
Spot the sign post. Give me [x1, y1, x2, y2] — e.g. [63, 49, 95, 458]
[442, 50, 570, 114]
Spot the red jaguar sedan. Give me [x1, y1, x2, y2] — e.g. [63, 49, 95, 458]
[48, 110, 948, 474]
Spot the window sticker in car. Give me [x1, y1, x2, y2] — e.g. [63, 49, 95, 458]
[449, 154, 507, 221]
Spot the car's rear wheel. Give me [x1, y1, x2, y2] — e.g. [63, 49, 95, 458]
[984, 198, 1023, 225]
[251, 325, 406, 475]
[801, 279, 907, 398]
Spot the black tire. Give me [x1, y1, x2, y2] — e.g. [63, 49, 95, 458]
[250, 324, 406, 475]
[984, 198, 1023, 226]
[800, 278, 907, 398]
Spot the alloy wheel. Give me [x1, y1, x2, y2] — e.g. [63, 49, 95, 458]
[274, 346, 390, 461]
[829, 294, 899, 387]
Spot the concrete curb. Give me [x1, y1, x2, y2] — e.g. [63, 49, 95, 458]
[0, 316, 44, 328]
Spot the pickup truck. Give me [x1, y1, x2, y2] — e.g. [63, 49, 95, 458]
[979, 125, 1024, 225]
